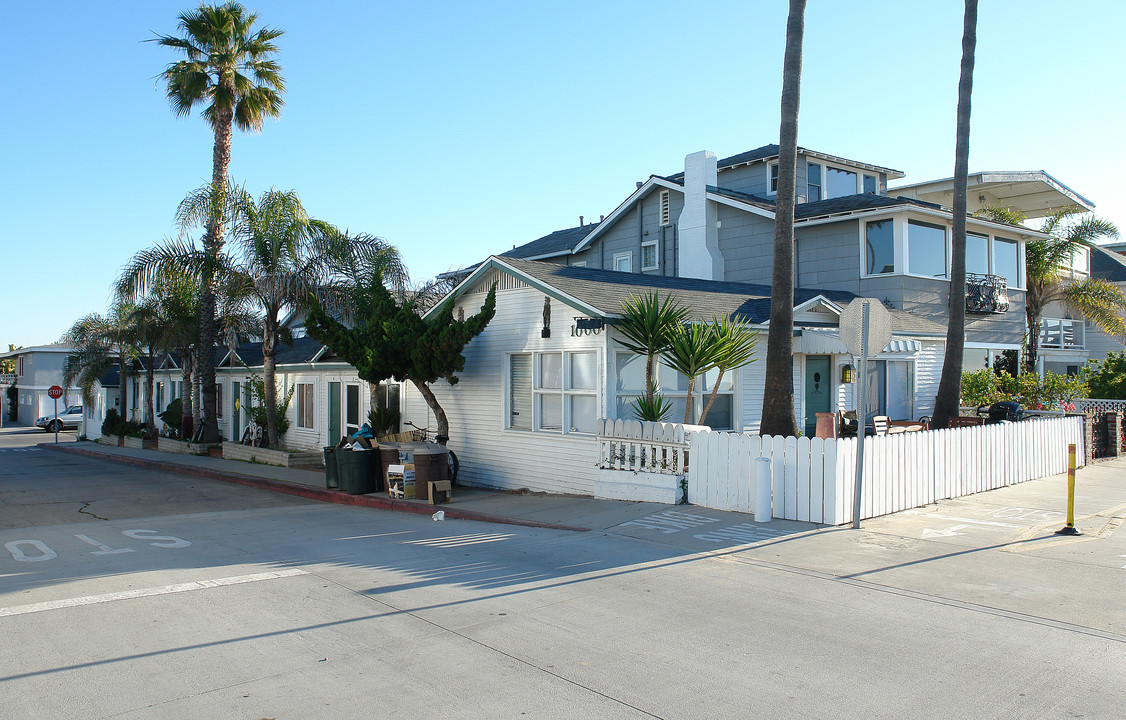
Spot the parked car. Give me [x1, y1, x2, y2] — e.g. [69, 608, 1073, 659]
[36, 405, 83, 432]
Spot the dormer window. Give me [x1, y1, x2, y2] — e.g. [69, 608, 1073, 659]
[659, 190, 671, 226]
[826, 167, 858, 198]
[863, 174, 877, 194]
[807, 163, 822, 201]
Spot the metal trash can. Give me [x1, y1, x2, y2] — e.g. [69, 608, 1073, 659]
[323, 446, 339, 489]
[337, 449, 376, 495]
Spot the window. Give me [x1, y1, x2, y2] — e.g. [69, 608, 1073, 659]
[863, 174, 877, 194]
[993, 237, 1019, 289]
[572, 260, 587, 268]
[156, 382, 164, 411]
[509, 351, 598, 434]
[864, 360, 915, 420]
[967, 232, 990, 276]
[216, 383, 223, 418]
[345, 384, 360, 435]
[659, 190, 671, 226]
[769, 163, 779, 194]
[613, 352, 734, 430]
[509, 354, 532, 430]
[907, 220, 947, 278]
[826, 167, 857, 198]
[865, 219, 895, 275]
[641, 241, 659, 271]
[807, 163, 822, 201]
[613, 252, 632, 273]
[296, 383, 314, 429]
[17, 357, 23, 375]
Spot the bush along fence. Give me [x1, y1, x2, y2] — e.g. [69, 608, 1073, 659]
[597, 417, 1085, 525]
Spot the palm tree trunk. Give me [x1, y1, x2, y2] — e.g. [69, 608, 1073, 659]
[1026, 301, 1042, 374]
[263, 313, 280, 448]
[198, 109, 234, 445]
[699, 368, 726, 426]
[118, 350, 128, 432]
[760, 0, 805, 438]
[682, 375, 696, 425]
[181, 350, 193, 438]
[411, 379, 449, 441]
[932, 0, 978, 429]
[191, 348, 201, 426]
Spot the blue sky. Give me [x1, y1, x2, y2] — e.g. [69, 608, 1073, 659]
[3, 1, 1123, 347]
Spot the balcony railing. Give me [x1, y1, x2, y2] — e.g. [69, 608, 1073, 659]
[0, 373, 16, 385]
[965, 273, 1009, 314]
[1040, 318, 1085, 350]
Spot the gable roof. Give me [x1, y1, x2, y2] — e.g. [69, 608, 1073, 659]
[500, 222, 599, 261]
[446, 256, 945, 336]
[1091, 245, 1126, 283]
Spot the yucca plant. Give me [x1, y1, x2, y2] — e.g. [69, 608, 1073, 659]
[614, 292, 689, 405]
[699, 316, 759, 426]
[662, 322, 722, 424]
[631, 383, 675, 422]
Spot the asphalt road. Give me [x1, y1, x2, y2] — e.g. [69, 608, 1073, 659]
[1, 427, 1124, 719]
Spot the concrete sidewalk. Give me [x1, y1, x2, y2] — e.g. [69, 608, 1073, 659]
[44, 440, 792, 534]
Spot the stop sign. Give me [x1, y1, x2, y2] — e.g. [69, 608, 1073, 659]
[48, 385, 63, 399]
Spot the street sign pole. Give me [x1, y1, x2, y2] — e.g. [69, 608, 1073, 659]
[853, 302, 869, 529]
[53, 397, 59, 445]
[47, 385, 64, 444]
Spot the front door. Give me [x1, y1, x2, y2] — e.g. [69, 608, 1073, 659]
[804, 355, 832, 437]
[328, 382, 341, 446]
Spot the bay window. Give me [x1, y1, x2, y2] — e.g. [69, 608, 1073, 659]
[865, 219, 895, 275]
[907, 220, 947, 278]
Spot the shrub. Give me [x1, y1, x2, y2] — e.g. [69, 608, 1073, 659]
[244, 372, 294, 437]
[960, 369, 1005, 406]
[1082, 352, 1126, 400]
[961, 369, 1087, 410]
[101, 408, 124, 437]
[368, 407, 400, 436]
[158, 398, 183, 438]
[5, 384, 16, 421]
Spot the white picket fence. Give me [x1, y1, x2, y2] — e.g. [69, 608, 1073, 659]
[684, 416, 1085, 524]
[597, 419, 698, 475]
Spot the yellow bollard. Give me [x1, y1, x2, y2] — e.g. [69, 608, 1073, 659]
[1055, 443, 1081, 536]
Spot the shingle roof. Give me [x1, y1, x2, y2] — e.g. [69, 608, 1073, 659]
[500, 223, 599, 260]
[1091, 245, 1126, 283]
[707, 185, 947, 218]
[496, 257, 945, 336]
[224, 335, 332, 370]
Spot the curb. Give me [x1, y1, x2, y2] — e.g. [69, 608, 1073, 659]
[43, 443, 588, 533]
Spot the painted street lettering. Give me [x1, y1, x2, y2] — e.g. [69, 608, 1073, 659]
[616, 511, 722, 534]
[3, 530, 190, 563]
[693, 524, 788, 544]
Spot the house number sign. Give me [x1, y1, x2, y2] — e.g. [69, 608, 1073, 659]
[571, 317, 604, 336]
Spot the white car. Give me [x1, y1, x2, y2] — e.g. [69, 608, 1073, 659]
[36, 405, 83, 432]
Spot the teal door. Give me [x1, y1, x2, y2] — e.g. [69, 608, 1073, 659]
[328, 382, 341, 445]
[804, 355, 832, 437]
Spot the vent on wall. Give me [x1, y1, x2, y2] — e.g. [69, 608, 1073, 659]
[468, 268, 529, 295]
[660, 190, 671, 226]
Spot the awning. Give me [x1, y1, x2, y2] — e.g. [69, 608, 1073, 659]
[795, 330, 921, 356]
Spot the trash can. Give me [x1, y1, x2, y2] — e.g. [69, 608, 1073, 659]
[323, 446, 339, 490]
[337, 448, 376, 495]
[404, 442, 448, 503]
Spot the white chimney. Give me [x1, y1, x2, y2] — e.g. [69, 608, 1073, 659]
[678, 150, 723, 280]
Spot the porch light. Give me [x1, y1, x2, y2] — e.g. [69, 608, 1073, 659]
[841, 364, 854, 383]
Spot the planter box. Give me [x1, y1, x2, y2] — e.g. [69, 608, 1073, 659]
[221, 442, 324, 468]
[123, 436, 145, 449]
[157, 438, 192, 455]
[96, 436, 120, 447]
[594, 468, 684, 504]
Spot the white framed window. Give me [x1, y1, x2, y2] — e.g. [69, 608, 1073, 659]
[807, 162, 822, 202]
[863, 174, 877, 194]
[508, 351, 598, 434]
[864, 359, 915, 420]
[17, 357, 24, 375]
[864, 219, 895, 275]
[641, 241, 659, 271]
[659, 190, 671, 226]
[768, 162, 779, 194]
[296, 382, 314, 429]
[613, 352, 734, 430]
[613, 252, 632, 273]
[906, 220, 948, 278]
[572, 260, 587, 268]
[826, 166, 858, 198]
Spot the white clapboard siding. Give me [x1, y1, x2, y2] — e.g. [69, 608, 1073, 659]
[687, 417, 1085, 524]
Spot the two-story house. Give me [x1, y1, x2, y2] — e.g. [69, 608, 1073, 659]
[0, 344, 82, 428]
[400, 144, 1090, 495]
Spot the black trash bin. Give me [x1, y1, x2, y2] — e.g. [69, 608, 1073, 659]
[337, 448, 376, 495]
[323, 446, 339, 489]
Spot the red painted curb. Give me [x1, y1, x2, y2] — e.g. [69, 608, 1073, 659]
[44, 443, 587, 532]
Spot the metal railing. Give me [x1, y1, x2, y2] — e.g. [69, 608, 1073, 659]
[965, 273, 1009, 314]
[1039, 318, 1085, 349]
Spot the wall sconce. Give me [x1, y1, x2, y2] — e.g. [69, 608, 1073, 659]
[841, 364, 854, 383]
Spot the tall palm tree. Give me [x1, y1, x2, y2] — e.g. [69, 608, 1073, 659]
[154, 3, 285, 443]
[932, 0, 978, 429]
[760, 0, 806, 437]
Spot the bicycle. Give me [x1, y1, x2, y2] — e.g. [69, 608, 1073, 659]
[240, 421, 268, 448]
[403, 420, 460, 484]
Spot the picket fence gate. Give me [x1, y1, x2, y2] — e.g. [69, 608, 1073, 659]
[685, 416, 1085, 524]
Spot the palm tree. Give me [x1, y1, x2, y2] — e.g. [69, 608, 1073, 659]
[227, 190, 406, 447]
[154, 3, 285, 443]
[63, 300, 141, 427]
[932, 0, 978, 430]
[760, 0, 806, 437]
